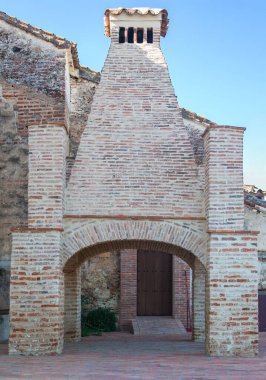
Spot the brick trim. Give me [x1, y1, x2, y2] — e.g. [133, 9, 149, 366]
[28, 123, 68, 133]
[208, 230, 259, 235]
[63, 215, 206, 221]
[62, 220, 207, 270]
[202, 125, 246, 138]
[11, 227, 64, 233]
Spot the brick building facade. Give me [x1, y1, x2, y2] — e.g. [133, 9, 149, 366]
[0, 8, 263, 357]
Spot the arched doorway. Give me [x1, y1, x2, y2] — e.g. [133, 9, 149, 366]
[62, 220, 207, 347]
[9, 219, 211, 355]
[71, 248, 195, 338]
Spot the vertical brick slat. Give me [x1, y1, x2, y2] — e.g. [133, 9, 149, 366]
[120, 249, 137, 330]
[173, 256, 191, 328]
[192, 258, 206, 342]
[64, 268, 81, 342]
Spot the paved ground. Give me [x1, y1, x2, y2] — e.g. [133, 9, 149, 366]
[0, 333, 266, 379]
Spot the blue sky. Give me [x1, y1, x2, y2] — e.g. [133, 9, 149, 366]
[1, 0, 265, 188]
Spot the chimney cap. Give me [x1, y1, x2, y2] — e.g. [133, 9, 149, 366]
[104, 8, 169, 38]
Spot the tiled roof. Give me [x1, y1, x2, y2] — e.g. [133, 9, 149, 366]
[0, 11, 79, 68]
[104, 8, 169, 37]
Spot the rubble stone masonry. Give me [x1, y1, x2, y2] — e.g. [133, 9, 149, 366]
[0, 91, 27, 310]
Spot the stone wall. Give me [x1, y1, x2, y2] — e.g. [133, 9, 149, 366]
[69, 69, 100, 158]
[0, 91, 27, 310]
[0, 19, 99, 310]
[0, 21, 67, 135]
[0, 21, 66, 97]
[245, 207, 266, 289]
[81, 251, 120, 315]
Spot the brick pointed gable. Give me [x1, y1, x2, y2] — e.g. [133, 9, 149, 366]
[66, 9, 203, 218]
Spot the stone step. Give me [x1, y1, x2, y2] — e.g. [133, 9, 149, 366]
[132, 317, 188, 336]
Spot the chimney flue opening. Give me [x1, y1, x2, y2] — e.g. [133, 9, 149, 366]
[119, 27, 125, 43]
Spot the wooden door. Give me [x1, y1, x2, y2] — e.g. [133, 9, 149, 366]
[137, 250, 172, 316]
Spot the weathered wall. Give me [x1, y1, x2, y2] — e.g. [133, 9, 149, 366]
[0, 21, 66, 96]
[182, 118, 206, 166]
[0, 21, 67, 134]
[0, 20, 68, 311]
[0, 91, 27, 310]
[245, 207, 266, 289]
[0, 20, 100, 311]
[69, 69, 100, 158]
[81, 251, 120, 315]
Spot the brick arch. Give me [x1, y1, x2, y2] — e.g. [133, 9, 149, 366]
[62, 220, 207, 271]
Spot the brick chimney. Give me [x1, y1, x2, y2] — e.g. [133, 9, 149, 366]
[66, 8, 203, 218]
[104, 8, 169, 44]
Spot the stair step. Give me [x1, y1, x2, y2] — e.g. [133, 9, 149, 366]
[132, 317, 188, 336]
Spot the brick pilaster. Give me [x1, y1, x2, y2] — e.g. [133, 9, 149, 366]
[192, 259, 206, 342]
[173, 256, 191, 328]
[64, 268, 81, 342]
[120, 249, 137, 330]
[203, 125, 245, 230]
[28, 125, 67, 228]
[9, 231, 64, 355]
[206, 232, 258, 356]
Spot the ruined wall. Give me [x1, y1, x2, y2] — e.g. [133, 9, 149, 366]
[0, 19, 102, 312]
[69, 68, 100, 158]
[0, 21, 66, 97]
[81, 251, 120, 316]
[0, 91, 27, 310]
[0, 20, 68, 310]
[0, 20, 67, 135]
[245, 207, 266, 289]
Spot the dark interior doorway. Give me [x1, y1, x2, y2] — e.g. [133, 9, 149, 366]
[259, 290, 266, 332]
[137, 250, 172, 316]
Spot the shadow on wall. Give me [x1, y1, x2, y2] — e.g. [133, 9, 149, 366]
[0, 268, 9, 311]
[81, 251, 120, 315]
[0, 268, 10, 342]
